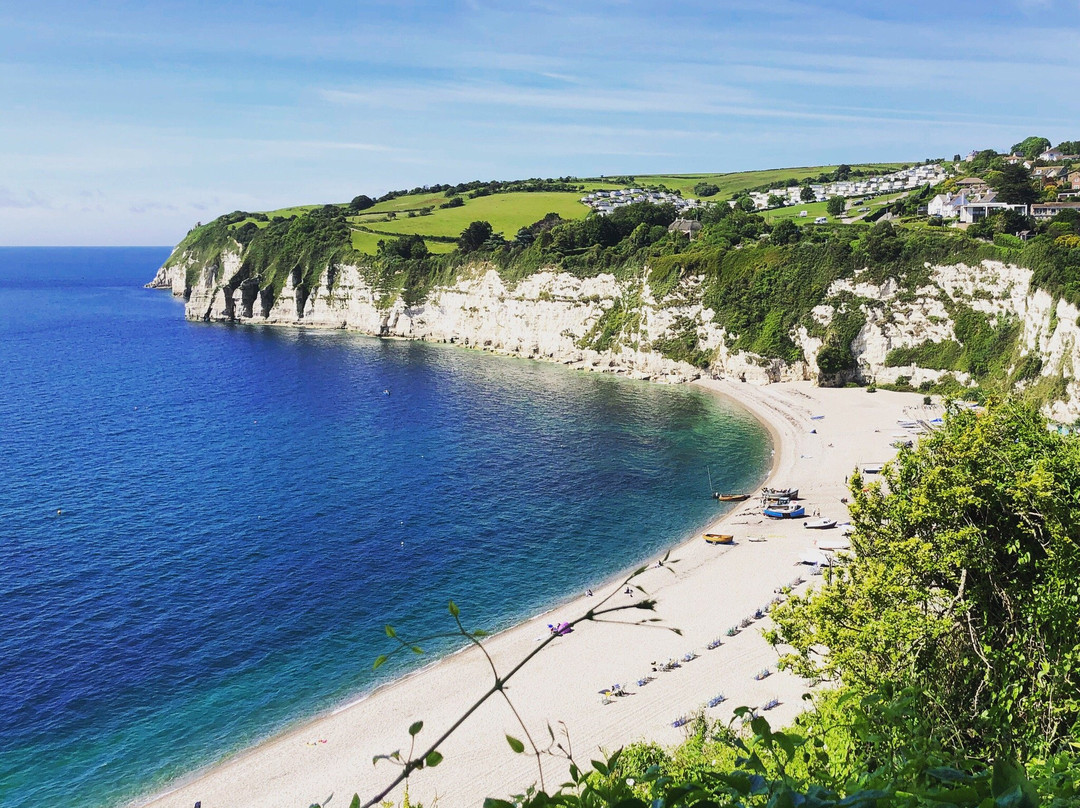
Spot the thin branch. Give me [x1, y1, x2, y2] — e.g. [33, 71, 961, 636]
[360, 567, 663, 808]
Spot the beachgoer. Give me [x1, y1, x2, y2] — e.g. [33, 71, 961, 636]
[625, 586, 633, 596]
[586, 589, 593, 597]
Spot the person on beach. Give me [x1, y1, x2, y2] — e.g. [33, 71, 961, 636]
[625, 586, 633, 596]
[586, 589, 593, 597]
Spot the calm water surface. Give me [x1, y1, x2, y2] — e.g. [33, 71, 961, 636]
[0, 247, 771, 807]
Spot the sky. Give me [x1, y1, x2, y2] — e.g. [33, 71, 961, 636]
[2, 0, 1080, 245]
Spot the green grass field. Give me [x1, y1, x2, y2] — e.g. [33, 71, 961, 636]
[349, 228, 456, 255]
[624, 164, 907, 199]
[232, 162, 917, 253]
[760, 200, 832, 223]
[356, 191, 590, 240]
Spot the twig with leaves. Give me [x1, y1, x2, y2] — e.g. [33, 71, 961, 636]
[349, 555, 680, 808]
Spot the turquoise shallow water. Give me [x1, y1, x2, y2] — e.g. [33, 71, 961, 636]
[0, 248, 771, 808]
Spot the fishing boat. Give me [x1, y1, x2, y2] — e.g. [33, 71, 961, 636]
[763, 502, 805, 519]
[703, 533, 735, 545]
[862, 463, 884, 474]
[714, 493, 750, 502]
[762, 486, 799, 500]
[803, 518, 836, 529]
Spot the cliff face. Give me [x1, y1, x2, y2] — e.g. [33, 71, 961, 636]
[149, 251, 1080, 420]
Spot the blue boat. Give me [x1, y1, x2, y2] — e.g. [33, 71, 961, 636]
[764, 502, 806, 519]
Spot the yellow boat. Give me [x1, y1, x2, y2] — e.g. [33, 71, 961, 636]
[703, 533, 734, 545]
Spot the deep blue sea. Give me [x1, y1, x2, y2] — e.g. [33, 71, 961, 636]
[0, 247, 771, 808]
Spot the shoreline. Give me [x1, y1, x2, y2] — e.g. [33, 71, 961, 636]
[136, 379, 934, 808]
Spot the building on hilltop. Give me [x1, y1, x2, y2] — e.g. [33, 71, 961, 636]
[1031, 201, 1080, 219]
[954, 177, 990, 195]
[668, 218, 703, 238]
[928, 192, 967, 219]
[958, 193, 1028, 223]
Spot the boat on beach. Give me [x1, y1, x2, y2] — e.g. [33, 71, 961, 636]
[703, 532, 735, 545]
[763, 502, 805, 519]
[803, 518, 836, 529]
[713, 493, 750, 502]
[761, 486, 799, 500]
[862, 463, 884, 474]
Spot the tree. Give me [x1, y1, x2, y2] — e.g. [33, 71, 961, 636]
[990, 163, 1038, 205]
[1011, 135, 1051, 160]
[692, 181, 719, 197]
[767, 194, 786, 209]
[1056, 140, 1080, 155]
[457, 220, 494, 253]
[770, 400, 1080, 757]
[862, 220, 901, 263]
[833, 164, 851, 181]
[349, 194, 375, 211]
[800, 185, 816, 202]
[735, 195, 756, 212]
[769, 218, 800, 245]
[377, 234, 429, 260]
[826, 195, 846, 217]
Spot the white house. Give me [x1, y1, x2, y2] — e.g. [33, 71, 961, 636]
[928, 192, 966, 219]
[1040, 148, 1065, 161]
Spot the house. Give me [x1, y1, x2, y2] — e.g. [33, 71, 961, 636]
[1040, 148, 1065, 161]
[957, 193, 1028, 223]
[954, 177, 990, 194]
[929, 192, 967, 219]
[668, 218, 703, 238]
[1030, 201, 1080, 220]
[1070, 171, 1080, 190]
[963, 150, 980, 162]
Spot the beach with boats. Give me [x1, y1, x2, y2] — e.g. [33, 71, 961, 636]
[140, 380, 943, 808]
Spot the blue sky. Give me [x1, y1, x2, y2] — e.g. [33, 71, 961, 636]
[2, 0, 1079, 245]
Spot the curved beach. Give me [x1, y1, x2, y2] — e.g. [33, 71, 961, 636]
[138, 380, 933, 808]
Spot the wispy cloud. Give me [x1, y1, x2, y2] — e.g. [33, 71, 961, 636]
[0, 187, 48, 209]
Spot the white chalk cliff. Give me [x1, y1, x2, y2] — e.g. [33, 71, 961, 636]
[147, 250, 1080, 420]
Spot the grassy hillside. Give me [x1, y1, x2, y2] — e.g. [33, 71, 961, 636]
[624, 164, 907, 197]
[218, 162, 910, 255]
[356, 191, 591, 239]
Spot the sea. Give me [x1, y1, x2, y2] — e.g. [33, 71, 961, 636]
[0, 247, 771, 808]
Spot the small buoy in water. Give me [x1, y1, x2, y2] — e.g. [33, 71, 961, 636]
[384, 389, 390, 395]
[400, 541, 404, 547]
[57, 509, 62, 516]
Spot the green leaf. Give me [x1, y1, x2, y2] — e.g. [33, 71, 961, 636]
[372, 655, 388, 670]
[448, 600, 460, 618]
[409, 720, 423, 737]
[592, 758, 609, 776]
[384, 624, 396, 639]
[483, 799, 516, 808]
[425, 750, 443, 767]
[349, 796, 360, 808]
[410, 645, 423, 654]
[505, 734, 525, 753]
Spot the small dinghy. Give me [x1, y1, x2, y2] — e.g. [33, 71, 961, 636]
[803, 518, 836, 530]
[703, 533, 734, 545]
